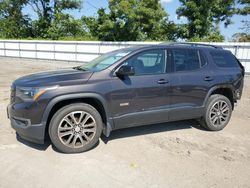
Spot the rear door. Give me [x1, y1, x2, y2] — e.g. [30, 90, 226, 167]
[168, 48, 213, 121]
[110, 49, 171, 129]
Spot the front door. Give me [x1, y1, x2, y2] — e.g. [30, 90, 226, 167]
[110, 49, 171, 129]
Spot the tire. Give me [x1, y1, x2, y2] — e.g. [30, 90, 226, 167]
[200, 94, 232, 131]
[49, 103, 103, 153]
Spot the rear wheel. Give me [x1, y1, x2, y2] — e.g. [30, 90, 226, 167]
[49, 103, 103, 153]
[200, 94, 232, 131]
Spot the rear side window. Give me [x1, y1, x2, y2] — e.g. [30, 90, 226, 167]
[172, 49, 205, 72]
[210, 51, 239, 68]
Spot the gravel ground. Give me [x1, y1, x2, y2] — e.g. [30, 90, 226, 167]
[0, 57, 250, 188]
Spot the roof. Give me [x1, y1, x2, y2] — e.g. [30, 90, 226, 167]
[110, 42, 225, 55]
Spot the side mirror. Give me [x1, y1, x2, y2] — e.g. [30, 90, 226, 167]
[116, 65, 135, 77]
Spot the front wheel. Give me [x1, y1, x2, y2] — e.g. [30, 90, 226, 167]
[49, 103, 103, 153]
[200, 94, 232, 131]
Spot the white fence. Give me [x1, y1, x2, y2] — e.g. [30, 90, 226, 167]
[0, 40, 250, 72]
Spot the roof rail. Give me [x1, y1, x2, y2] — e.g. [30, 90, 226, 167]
[161, 42, 223, 49]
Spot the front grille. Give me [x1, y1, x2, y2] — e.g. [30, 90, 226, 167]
[10, 85, 16, 103]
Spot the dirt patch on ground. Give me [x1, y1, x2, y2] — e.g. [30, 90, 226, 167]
[0, 57, 250, 188]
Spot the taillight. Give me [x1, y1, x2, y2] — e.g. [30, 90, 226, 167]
[235, 56, 245, 77]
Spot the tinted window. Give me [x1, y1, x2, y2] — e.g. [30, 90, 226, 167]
[200, 51, 208, 67]
[125, 50, 166, 75]
[172, 49, 202, 72]
[210, 51, 239, 68]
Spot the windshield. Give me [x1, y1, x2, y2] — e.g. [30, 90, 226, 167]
[78, 49, 132, 71]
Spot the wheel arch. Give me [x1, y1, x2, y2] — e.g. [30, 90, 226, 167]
[42, 93, 113, 138]
[203, 85, 235, 110]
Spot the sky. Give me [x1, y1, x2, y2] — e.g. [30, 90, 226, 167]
[24, 0, 250, 41]
[160, 0, 249, 41]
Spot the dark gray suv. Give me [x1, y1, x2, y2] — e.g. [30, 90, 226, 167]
[7, 43, 245, 153]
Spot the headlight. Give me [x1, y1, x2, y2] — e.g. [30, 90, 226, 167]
[16, 86, 58, 101]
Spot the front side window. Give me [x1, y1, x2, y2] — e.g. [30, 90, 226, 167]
[172, 49, 204, 72]
[124, 49, 166, 75]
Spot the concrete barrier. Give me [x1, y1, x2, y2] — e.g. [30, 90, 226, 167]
[0, 40, 249, 72]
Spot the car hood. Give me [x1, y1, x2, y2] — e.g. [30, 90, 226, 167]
[13, 69, 93, 88]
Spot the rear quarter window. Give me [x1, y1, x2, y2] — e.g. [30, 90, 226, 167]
[210, 51, 239, 68]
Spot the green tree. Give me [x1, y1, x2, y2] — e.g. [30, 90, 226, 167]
[47, 13, 85, 39]
[29, 0, 51, 38]
[241, 20, 250, 33]
[83, 0, 177, 41]
[232, 20, 250, 42]
[189, 30, 225, 42]
[176, 0, 235, 40]
[29, 0, 82, 38]
[82, 8, 113, 41]
[230, 0, 250, 42]
[232, 32, 250, 41]
[237, 0, 250, 15]
[0, 0, 31, 38]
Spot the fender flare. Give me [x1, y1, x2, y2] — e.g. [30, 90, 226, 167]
[202, 84, 235, 107]
[41, 93, 114, 134]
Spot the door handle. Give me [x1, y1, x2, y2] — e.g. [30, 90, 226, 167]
[204, 76, 213, 81]
[157, 79, 169, 84]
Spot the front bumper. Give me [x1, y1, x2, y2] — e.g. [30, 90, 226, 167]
[7, 104, 46, 144]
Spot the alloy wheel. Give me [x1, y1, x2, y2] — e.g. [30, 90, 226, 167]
[209, 100, 230, 127]
[57, 111, 97, 148]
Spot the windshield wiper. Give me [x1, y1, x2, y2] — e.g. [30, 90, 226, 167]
[73, 66, 88, 71]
